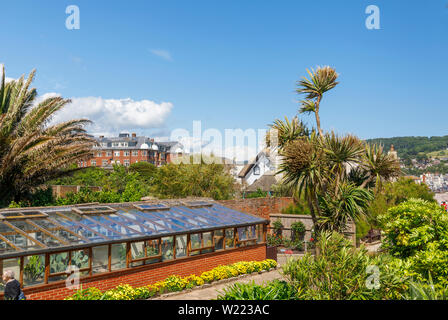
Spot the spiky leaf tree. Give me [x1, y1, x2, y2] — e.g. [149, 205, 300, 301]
[297, 66, 339, 136]
[0, 66, 96, 206]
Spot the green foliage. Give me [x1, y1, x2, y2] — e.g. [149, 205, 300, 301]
[0, 66, 95, 207]
[291, 221, 306, 241]
[50, 167, 106, 187]
[282, 231, 409, 300]
[405, 275, 448, 300]
[272, 219, 283, 236]
[281, 201, 311, 215]
[23, 255, 44, 282]
[244, 188, 268, 199]
[365, 136, 448, 159]
[380, 199, 448, 286]
[217, 280, 299, 300]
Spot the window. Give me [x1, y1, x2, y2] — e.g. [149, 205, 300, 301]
[124, 160, 130, 167]
[161, 237, 174, 261]
[111, 243, 126, 270]
[225, 228, 235, 249]
[253, 165, 260, 175]
[91, 160, 96, 167]
[114, 151, 121, 157]
[142, 150, 147, 156]
[23, 255, 45, 287]
[132, 151, 139, 156]
[101, 143, 107, 147]
[106, 151, 112, 157]
[92, 245, 108, 274]
[112, 143, 119, 147]
[96, 152, 102, 157]
[102, 160, 108, 167]
[130, 239, 162, 267]
[237, 226, 257, 247]
[49, 252, 69, 282]
[256, 224, 264, 243]
[71, 249, 90, 277]
[124, 151, 130, 156]
[175, 235, 187, 258]
[189, 232, 214, 255]
[214, 229, 224, 250]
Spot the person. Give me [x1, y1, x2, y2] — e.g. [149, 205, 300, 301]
[2, 270, 25, 300]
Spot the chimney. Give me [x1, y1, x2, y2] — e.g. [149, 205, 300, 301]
[99, 135, 104, 139]
[150, 138, 155, 143]
[132, 133, 137, 138]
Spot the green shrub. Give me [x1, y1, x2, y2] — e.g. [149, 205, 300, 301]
[216, 280, 298, 300]
[272, 219, 283, 236]
[282, 231, 409, 300]
[379, 198, 448, 286]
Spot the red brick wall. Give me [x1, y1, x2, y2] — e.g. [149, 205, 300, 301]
[22, 244, 266, 300]
[217, 197, 294, 220]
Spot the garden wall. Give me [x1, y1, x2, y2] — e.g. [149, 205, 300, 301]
[269, 214, 356, 245]
[217, 197, 294, 220]
[22, 244, 266, 300]
[50, 185, 102, 198]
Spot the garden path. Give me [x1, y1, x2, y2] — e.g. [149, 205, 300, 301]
[151, 269, 284, 300]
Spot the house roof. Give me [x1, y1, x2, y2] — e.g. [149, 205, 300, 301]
[238, 148, 270, 178]
[245, 174, 277, 192]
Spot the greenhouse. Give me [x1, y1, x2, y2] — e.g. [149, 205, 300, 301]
[0, 200, 268, 297]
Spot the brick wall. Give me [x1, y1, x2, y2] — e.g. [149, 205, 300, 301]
[50, 185, 102, 198]
[217, 197, 294, 220]
[22, 244, 266, 300]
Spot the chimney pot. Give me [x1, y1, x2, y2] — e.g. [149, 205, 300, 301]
[132, 133, 137, 138]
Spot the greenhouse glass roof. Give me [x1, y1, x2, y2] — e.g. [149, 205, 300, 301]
[0, 201, 267, 258]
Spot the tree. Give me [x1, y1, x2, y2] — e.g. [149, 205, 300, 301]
[360, 144, 401, 188]
[266, 116, 309, 150]
[296, 66, 339, 136]
[0, 66, 96, 206]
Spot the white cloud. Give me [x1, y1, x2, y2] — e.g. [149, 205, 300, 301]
[149, 49, 173, 61]
[45, 95, 172, 135]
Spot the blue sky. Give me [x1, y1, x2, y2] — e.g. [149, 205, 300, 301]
[1, 0, 448, 150]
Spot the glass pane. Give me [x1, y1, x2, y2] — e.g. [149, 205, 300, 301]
[8, 220, 62, 248]
[146, 239, 160, 257]
[47, 213, 104, 242]
[23, 255, 45, 287]
[161, 237, 174, 261]
[203, 232, 213, 247]
[92, 245, 109, 274]
[175, 235, 187, 258]
[225, 229, 235, 248]
[0, 222, 42, 251]
[111, 243, 126, 271]
[71, 249, 90, 277]
[33, 219, 85, 245]
[190, 233, 202, 250]
[249, 225, 256, 239]
[214, 229, 224, 250]
[49, 252, 69, 282]
[131, 241, 145, 260]
[1, 258, 20, 291]
[256, 224, 264, 243]
[0, 238, 16, 254]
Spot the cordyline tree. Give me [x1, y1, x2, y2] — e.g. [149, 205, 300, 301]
[269, 66, 401, 232]
[0, 66, 96, 206]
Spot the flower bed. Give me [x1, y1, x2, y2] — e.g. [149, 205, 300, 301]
[65, 259, 277, 300]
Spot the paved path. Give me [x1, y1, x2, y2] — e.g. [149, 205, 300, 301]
[152, 269, 284, 300]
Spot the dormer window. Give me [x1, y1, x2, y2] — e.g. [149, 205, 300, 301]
[253, 165, 260, 175]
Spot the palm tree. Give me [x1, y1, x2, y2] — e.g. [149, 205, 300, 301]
[0, 66, 96, 205]
[318, 181, 373, 232]
[278, 133, 325, 226]
[320, 132, 364, 195]
[297, 66, 339, 136]
[359, 144, 401, 188]
[265, 116, 309, 150]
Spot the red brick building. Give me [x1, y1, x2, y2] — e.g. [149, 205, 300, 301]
[79, 133, 183, 168]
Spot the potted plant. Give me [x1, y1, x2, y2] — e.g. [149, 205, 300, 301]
[291, 221, 306, 241]
[272, 219, 283, 237]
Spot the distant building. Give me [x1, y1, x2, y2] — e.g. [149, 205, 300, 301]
[238, 147, 282, 193]
[78, 133, 183, 168]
